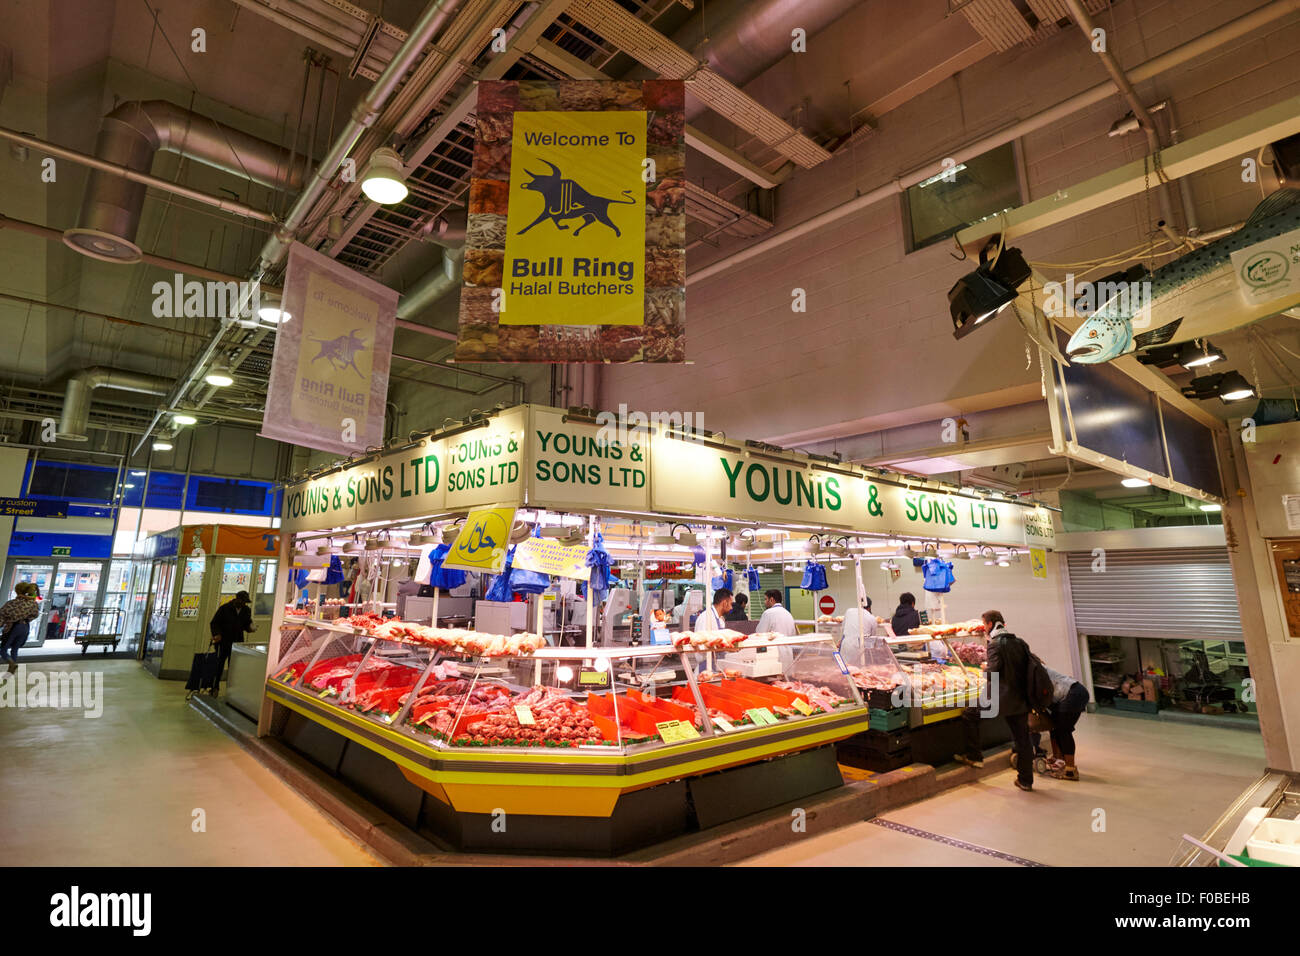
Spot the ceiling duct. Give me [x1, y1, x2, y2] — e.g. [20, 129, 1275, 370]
[63, 100, 309, 263]
[661, 0, 863, 121]
[57, 367, 173, 442]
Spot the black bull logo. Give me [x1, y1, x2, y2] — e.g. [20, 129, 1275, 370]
[516, 160, 637, 237]
[310, 329, 367, 377]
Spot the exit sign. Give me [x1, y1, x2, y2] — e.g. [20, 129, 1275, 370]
[51, 547, 71, 557]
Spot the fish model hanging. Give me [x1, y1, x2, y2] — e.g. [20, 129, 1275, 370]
[1065, 188, 1300, 364]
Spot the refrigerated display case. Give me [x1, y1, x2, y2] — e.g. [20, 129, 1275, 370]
[264, 618, 868, 852]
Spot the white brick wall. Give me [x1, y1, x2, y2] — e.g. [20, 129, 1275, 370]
[601, 0, 1300, 444]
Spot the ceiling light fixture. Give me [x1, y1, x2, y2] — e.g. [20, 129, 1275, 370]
[1121, 477, 1150, 488]
[152, 440, 173, 451]
[204, 363, 234, 387]
[257, 300, 292, 324]
[361, 147, 408, 204]
[1138, 340, 1226, 370]
[917, 164, 968, 188]
[172, 413, 197, 426]
[1200, 503, 1223, 512]
[1181, 370, 1257, 403]
[948, 245, 1032, 340]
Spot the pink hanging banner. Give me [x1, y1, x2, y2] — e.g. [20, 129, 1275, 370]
[261, 242, 397, 455]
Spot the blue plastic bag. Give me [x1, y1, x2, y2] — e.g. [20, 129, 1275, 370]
[745, 567, 761, 591]
[800, 560, 828, 591]
[710, 567, 733, 590]
[324, 555, 345, 585]
[427, 543, 467, 590]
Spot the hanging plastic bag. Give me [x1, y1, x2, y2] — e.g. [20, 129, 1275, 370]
[710, 563, 733, 591]
[746, 567, 761, 592]
[583, 530, 612, 604]
[324, 554, 345, 585]
[427, 543, 467, 590]
[800, 560, 828, 591]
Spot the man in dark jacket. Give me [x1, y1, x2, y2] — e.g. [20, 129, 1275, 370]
[209, 591, 254, 695]
[891, 592, 921, 636]
[982, 609, 1035, 791]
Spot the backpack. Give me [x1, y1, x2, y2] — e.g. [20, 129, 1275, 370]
[1025, 651, 1055, 713]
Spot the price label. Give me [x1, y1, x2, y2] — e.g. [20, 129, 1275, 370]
[514, 705, 536, 726]
[745, 707, 778, 726]
[579, 667, 610, 688]
[676, 721, 700, 739]
[655, 719, 684, 742]
[711, 715, 737, 733]
[792, 698, 816, 716]
[832, 651, 850, 675]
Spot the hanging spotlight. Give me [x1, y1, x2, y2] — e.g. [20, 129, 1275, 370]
[1180, 341, 1226, 369]
[953, 545, 972, 560]
[1139, 340, 1226, 369]
[1121, 477, 1150, 488]
[1181, 370, 1256, 403]
[948, 244, 1032, 339]
[204, 363, 234, 387]
[258, 296, 292, 324]
[172, 413, 197, 426]
[361, 147, 408, 204]
[152, 440, 173, 452]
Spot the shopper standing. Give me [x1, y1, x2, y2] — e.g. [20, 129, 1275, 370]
[209, 590, 255, 695]
[725, 591, 749, 622]
[1042, 662, 1089, 780]
[0, 582, 42, 673]
[890, 592, 921, 636]
[983, 609, 1035, 792]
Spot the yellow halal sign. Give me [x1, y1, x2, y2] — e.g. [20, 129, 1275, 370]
[443, 506, 516, 574]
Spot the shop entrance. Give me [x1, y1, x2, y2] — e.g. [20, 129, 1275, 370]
[4, 559, 135, 656]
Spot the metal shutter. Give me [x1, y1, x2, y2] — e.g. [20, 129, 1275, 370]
[1066, 548, 1242, 640]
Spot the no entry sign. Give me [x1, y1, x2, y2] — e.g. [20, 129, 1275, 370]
[819, 595, 836, 615]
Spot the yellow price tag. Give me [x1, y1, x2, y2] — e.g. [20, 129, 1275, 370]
[792, 698, 816, 716]
[514, 705, 536, 726]
[676, 722, 700, 739]
[655, 720, 680, 742]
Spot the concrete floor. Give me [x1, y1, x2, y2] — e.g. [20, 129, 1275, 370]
[739, 711, 1267, 866]
[0, 660, 1266, 866]
[0, 660, 380, 866]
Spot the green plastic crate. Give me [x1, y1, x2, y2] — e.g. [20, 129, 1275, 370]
[869, 708, 908, 731]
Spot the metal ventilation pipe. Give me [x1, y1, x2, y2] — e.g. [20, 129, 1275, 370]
[660, 0, 862, 119]
[58, 367, 173, 442]
[396, 247, 464, 322]
[63, 100, 309, 264]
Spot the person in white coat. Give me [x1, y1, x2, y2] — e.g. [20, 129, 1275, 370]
[756, 589, 798, 673]
[838, 597, 879, 668]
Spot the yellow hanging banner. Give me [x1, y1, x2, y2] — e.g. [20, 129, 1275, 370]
[1030, 547, 1049, 580]
[501, 110, 647, 327]
[443, 506, 516, 574]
